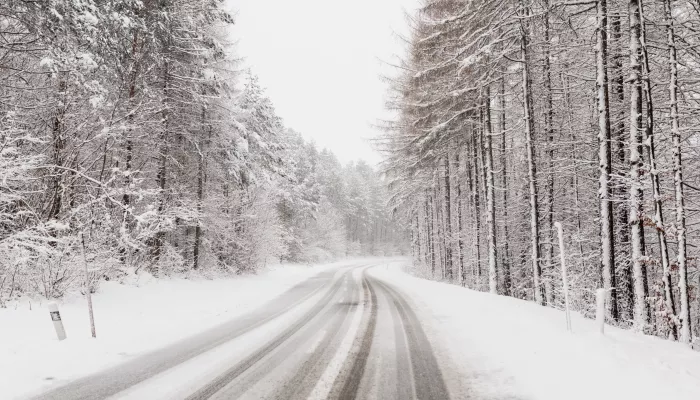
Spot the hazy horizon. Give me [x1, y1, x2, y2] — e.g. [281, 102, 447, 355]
[230, 0, 419, 166]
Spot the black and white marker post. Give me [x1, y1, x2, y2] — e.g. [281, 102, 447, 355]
[48, 302, 67, 341]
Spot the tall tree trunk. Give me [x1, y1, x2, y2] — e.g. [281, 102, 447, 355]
[420, 198, 426, 267]
[426, 193, 436, 275]
[629, 0, 648, 331]
[478, 110, 488, 199]
[123, 31, 139, 209]
[192, 107, 207, 270]
[193, 155, 203, 270]
[638, 0, 677, 339]
[520, 0, 544, 305]
[435, 179, 445, 278]
[543, 0, 555, 306]
[119, 31, 140, 264]
[412, 212, 419, 262]
[442, 156, 453, 280]
[665, 0, 690, 343]
[454, 152, 466, 285]
[463, 147, 475, 288]
[499, 77, 512, 296]
[484, 88, 498, 294]
[597, 0, 618, 321]
[470, 127, 483, 289]
[429, 191, 438, 276]
[610, 11, 635, 322]
[154, 60, 170, 268]
[48, 79, 67, 225]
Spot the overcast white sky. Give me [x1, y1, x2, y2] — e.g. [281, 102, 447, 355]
[229, 0, 419, 165]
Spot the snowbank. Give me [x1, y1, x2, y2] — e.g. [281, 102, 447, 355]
[0, 260, 355, 400]
[371, 261, 700, 400]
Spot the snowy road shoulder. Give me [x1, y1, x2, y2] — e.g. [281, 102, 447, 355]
[369, 261, 700, 400]
[0, 260, 361, 400]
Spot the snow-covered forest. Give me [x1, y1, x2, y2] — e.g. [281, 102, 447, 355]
[4, 2, 700, 399]
[381, 0, 700, 345]
[0, 0, 404, 305]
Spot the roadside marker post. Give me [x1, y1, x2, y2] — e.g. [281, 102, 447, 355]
[48, 302, 67, 341]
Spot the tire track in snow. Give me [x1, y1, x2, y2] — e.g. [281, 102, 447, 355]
[33, 267, 351, 400]
[372, 276, 450, 400]
[264, 276, 362, 400]
[214, 274, 360, 400]
[185, 269, 355, 400]
[335, 273, 378, 400]
[304, 268, 368, 400]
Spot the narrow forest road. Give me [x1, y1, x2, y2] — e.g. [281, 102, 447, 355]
[32, 262, 451, 400]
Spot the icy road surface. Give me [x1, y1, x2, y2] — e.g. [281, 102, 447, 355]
[32, 262, 451, 400]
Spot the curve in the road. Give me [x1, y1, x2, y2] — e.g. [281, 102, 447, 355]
[32, 263, 452, 400]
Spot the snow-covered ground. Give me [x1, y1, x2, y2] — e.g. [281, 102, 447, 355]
[370, 260, 700, 400]
[4, 257, 700, 400]
[0, 260, 359, 400]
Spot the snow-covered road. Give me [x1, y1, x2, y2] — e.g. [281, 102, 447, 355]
[28, 261, 451, 400]
[5, 258, 700, 400]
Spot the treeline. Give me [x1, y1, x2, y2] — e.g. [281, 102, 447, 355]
[0, 0, 403, 304]
[381, 0, 700, 345]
